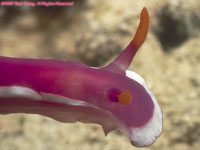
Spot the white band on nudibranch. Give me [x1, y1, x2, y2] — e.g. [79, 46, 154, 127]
[40, 92, 99, 108]
[0, 85, 100, 109]
[126, 70, 162, 147]
[0, 86, 42, 100]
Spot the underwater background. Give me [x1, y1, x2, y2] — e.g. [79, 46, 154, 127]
[0, 0, 200, 149]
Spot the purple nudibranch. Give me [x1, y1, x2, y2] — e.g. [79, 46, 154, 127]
[0, 8, 162, 147]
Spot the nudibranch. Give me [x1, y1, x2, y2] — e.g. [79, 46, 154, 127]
[0, 8, 162, 147]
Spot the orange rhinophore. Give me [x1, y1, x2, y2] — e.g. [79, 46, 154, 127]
[104, 7, 149, 72]
[131, 8, 149, 50]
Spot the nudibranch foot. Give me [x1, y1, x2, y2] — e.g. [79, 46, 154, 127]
[0, 7, 162, 147]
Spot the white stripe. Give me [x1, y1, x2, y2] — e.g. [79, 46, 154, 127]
[0, 86, 42, 100]
[126, 70, 162, 147]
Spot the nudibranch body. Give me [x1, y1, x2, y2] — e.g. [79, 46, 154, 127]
[0, 8, 162, 147]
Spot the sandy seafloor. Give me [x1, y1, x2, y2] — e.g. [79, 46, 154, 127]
[0, 0, 200, 149]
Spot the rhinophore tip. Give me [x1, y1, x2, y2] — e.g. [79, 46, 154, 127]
[104, 7, 149, 73]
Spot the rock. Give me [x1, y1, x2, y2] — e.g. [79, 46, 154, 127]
[152, 0, 200, 51]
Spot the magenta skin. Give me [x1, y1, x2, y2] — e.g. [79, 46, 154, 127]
[0, 8, 162, 147]
[0, 56, 154, 127]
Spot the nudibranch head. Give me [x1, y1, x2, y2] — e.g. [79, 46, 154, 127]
[0, 7, 162, 147]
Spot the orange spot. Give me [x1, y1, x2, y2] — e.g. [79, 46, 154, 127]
[131, 7, 149, 49]
[117, 91, 132, 105]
